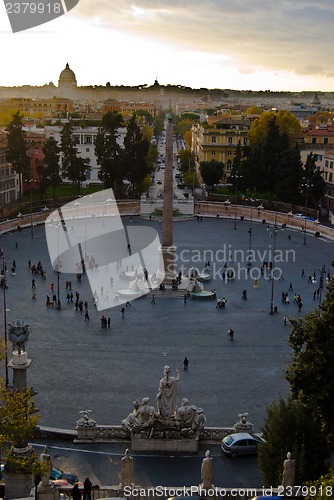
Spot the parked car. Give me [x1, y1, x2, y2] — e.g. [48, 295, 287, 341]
[221, 432, 265, 458]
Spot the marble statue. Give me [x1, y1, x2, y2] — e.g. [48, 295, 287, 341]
[157, 365, 180, 417]
[77, 410, 97, 427]
[282, 452, 295, 487]
[201, 450, 213, 489]
[8, 319, 31, 354]
[40, 445, 53, 487]
[120, 448, 133, 487]
[234, 412, 254, 434]
[121, 400, 140, 433]
[176, 398, 206, 436]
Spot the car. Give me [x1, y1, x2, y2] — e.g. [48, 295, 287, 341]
[221, 432, 265, 458]
[157, 180, 162, 185]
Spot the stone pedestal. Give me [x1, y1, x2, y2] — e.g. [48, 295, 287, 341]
[131, 435, 199, 453]
[4, 473, 34, 500]
[76, 423, 97, 441]
[37, 483, 60, 500]
[161, 245, 176, 284]
[8, 350, 32, 391]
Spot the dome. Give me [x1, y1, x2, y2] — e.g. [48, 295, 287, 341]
[58, 63, 77, 88]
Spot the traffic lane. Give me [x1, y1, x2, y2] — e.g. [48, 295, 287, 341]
[31, 441, 262, 488]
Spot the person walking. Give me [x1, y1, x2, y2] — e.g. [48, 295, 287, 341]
[84, 310, 90, 321]
[151, 294, 156, 304]
[183, 357, 189, 371]
[228, 329, 234, 339]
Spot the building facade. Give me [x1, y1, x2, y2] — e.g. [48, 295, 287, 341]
[0, 130, 19, 205]
[191, 116, 250, 180]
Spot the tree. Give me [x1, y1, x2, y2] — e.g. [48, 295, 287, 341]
[302, 152, 325, 208]
[200, 160, 224, 189]
[60, 122, 90, 195]
[179, 149, 195, 174]
[249, 109, 302, 148]
[258, 396, 328, 487]
[305, 468, 334, 500]
[5, 111, 30, 197]
[95, 112, 124, 195]
[286, 277, 334, 441]
[42, 137, 61, 200]
[123, 114, 150, 197]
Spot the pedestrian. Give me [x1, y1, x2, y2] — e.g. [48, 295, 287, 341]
[228, 329, 234, 339]
[183, 357, 189, 371]
[28, 259, 31, 269]
[298, 302, 303, 312]
[184, 293, 187, 304]
[83, 477, 92, 500]
[72, 483, 82, 500]
[107, 317, 111, 328]
[84, 310, 90, 321]
[121, 307, 125, 317]
[301, 269, 305, 277]
[32, 279, 36, 289]
[313, 290, 316, 300]
[283, 315, 288, 325]
[15, 242, 18, 249]
[288, 283, 293, 291]
[151, 294, 155, 304]
[125, 301, 131, 307]
[50, 283, 54, 292]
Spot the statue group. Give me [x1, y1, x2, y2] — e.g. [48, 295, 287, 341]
[122, 365, 206, 440]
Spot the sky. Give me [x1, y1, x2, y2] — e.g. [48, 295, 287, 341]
[1, 0, 334, 91]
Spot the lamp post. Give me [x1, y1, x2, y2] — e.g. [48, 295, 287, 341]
[232, 172, 242, 230]
[1, 255, 9, 387]
[55, 224, 62, 310]
[302, 181, 312, 246]
[269, 218, 278, 315]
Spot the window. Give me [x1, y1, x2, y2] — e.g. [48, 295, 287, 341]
[211, 136, 216, 143]
[227, 160, 232, 171]
[228, 137, 233, 144]
[228, 151, 232, 156]
[324, 137, 328, 144]
[86, 148, 90, 153]
[211, 150, 216, 156]
[325, 160, 329, 168]
[243, 137, 248, 145]
[329, 173, 333, 183]
[330, 162, 333, 170]
[35, 148, 39, 155]
[312, 138, 316, 143]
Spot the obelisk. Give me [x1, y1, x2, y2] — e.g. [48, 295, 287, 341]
[161, 115, 176, 283]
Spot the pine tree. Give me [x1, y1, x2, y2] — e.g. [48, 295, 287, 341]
[42, 137, 61, 200]
[5, 111, 30, 198]
[60, 122, 89, 195]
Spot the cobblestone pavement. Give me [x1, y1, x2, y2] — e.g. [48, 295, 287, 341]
[1, 216, 333, 434]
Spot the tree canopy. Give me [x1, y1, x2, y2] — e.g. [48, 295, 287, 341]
[200, 160, 224, 188]
[5, 111, 30, 197]
[286, 276, 334, 441]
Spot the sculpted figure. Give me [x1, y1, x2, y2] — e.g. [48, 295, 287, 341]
[120, 448, 133, 487]
[282, 452, 295, 487]
[157, 365, 180, 417]
[121, 400, 140, 433]
[40, 445, 53, 487]
[176, 398, 206, 435]
[135, 397, 156, 428]
[201, 449, 213, 489]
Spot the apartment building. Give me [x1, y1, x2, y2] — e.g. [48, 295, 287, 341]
[191, 116, 251, 180]
[0, 130, 19, 205]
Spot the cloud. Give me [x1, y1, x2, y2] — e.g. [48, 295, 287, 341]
[73, 0, 334, 80]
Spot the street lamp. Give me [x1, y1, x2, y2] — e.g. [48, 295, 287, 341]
[1, 255, 9, 387]
[269, 218, 278, 315]
[232, 172, 242, 230]
[302, 181, 312, 246]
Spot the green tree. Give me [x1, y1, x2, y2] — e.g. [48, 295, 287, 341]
[249, 109, 302, 148]
[60, 122, 90, 195]
[302, 152, 325, 208]
[200, 160, 224, 189]
[123, 114, 150, 197]
[5, 111, 30, 198]
[258, 396, 328, 487]
[305, 468, 334, 500]
[286, 277, 334, 441]
[42, 137, 61, 200]
[178, 149, 195, 174]
[174, 119, 194, 139]
[95, 112, 124, 195]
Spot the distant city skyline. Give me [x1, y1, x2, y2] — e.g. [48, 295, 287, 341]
[1, 1, 334, 92]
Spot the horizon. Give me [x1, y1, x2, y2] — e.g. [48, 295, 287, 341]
[1, 1, 334, 93]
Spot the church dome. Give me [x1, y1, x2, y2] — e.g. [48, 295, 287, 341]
[58, 63, 77, 88]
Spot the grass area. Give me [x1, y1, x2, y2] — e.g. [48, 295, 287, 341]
[22, 183, 104, 204]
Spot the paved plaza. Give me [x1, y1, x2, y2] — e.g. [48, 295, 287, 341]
[1, 216, 333, 436]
